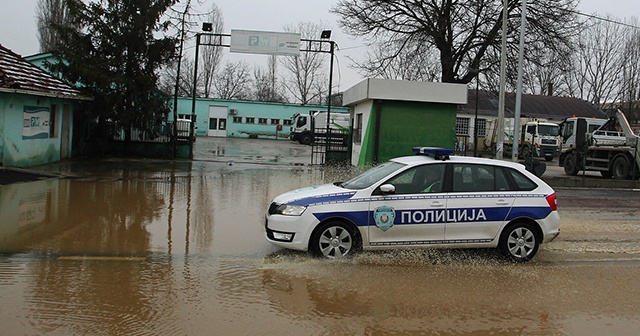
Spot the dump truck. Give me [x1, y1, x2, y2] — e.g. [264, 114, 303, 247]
[484, 118, 561, 161]
[559, 110, 640, 179]
[290, 111, 350, 145]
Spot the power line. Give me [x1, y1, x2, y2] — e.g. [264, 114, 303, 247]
[573, 10, 640, 30]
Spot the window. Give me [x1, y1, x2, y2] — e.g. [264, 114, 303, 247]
[49, 105, 58, 138]
[538, 124, 559, 136]
[354, 113, 363, 144]
[283, 119, 293, 126]
[246, 117, 255, 124]
[506, 168, 537, 191]
[233, 116, 242, 123]
[385, 164, 445, 194]
[209, 118, 218, 130]
[562, 120, 574, 142]
[271, 118, 280, 125]
[456, 117, 470, 136]
[258, 118, 268, 124]
[219, 119, 227, 130]
[452, 164, 496, 192]
[451, 164, 522, 192]
[178, 114, 192, 120]
[296, 116, 307, 128]
[476, 118, 487, 137]
[342, 161, 406, 190]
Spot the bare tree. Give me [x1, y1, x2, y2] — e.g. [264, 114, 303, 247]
[214, 61, 251, 99]
[333, 0, 580, 84]
[571, 17, 626, 105]
[36, 0, 75, 52]
[160, 56, 201, 96]
[252, 56, 286, 102]
[354, 38, 441, 82]
[618, 18, 640, 122]
[518, 45, 575, 96]
[281, 21, 328, 104]
[200, 4, 224, 98]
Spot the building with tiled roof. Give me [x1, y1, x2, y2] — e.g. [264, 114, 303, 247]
[462, 89, 607, 121]
[456, 89, 607, 155]
[0, 43, 91, 167]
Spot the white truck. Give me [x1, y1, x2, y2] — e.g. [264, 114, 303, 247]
[290, 111, 350, 145]
[559, 110, 640, 179]
[484, 118, 561, 161]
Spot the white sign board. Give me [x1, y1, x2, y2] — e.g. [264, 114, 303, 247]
[230, 29, 300, 56]
[23, 106, 50, 140]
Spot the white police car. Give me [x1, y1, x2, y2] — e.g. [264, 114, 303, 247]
[265, 147, 560, 262]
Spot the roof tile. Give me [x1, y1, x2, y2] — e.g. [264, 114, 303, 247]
[0, 43, 87, 98]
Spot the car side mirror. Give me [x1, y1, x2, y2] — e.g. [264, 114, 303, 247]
[379, 184, 396, 195]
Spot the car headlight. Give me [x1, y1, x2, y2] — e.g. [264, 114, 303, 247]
[275, 204, 307, 216]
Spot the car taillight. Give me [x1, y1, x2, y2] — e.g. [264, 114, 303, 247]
[545, 193, 557, 211]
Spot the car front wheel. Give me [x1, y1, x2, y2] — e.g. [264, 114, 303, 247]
[499, 222, 539, 262]
[310, 221, 360, 259]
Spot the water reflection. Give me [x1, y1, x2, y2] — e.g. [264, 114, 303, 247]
[1, 179, 64, 253]
[260, 252, 640, 335]
[1, 158, 639, 335]
[0, 161, 329, 333]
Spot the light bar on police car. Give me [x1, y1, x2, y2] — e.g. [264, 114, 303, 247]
[412, 147, 453, 155]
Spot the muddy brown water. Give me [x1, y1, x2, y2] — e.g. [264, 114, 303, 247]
[1, 149, 640, 335]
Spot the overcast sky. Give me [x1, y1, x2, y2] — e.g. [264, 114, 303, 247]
[0, 0, 638, 90]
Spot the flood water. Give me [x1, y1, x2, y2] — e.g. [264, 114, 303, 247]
[1, 138, 640, 335]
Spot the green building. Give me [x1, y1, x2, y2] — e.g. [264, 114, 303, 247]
[343, 79, 467, 166]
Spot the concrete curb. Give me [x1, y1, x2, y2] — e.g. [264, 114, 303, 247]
[543, 176, 640, 189]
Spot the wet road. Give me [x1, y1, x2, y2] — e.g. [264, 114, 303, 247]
[1, 138, 640, 335]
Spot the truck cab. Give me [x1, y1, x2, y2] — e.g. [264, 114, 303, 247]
[558, 111, 640, 179]
[522, 121, 560, 161]
[290, 111, 350, 145]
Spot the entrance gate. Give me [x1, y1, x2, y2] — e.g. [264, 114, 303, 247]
[190, 31, 339, 164]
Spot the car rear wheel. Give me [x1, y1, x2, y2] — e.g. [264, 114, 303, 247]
[310, 221, 360, 259]
[499, 222, 539, 262]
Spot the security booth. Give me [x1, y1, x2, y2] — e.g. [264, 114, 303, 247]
[343, 78, 468, 166]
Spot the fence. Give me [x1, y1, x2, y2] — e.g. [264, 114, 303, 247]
[311, 128, 350, 165]
[111, 120, 193, 143]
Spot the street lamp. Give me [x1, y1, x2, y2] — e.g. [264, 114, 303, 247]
[321, 30, 334, 156]
[188, 23, 213, 160]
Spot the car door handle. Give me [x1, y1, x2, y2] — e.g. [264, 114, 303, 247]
[431, 201, 445, 208]
[496, 200, 510, 206]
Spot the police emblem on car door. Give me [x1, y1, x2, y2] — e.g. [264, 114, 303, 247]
[374, 206, 395, 232]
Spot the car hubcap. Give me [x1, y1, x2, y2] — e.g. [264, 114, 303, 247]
[319, 226, 352, 258]
[507, 228, 535, 259]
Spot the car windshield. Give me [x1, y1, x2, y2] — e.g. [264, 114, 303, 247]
[538, 124, 559, 136]
[340, 161, 405, 190]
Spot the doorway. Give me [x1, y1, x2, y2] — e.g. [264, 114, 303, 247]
[208, 105, 228, 137]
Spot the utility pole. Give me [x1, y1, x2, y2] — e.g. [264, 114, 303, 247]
[496, 0, 508, 160]
[512, 0, 528, 162]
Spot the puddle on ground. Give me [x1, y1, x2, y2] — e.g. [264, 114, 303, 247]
[1, 158, 639, 335]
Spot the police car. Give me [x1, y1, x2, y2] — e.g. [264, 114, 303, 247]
[265, 147, 560, 262]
